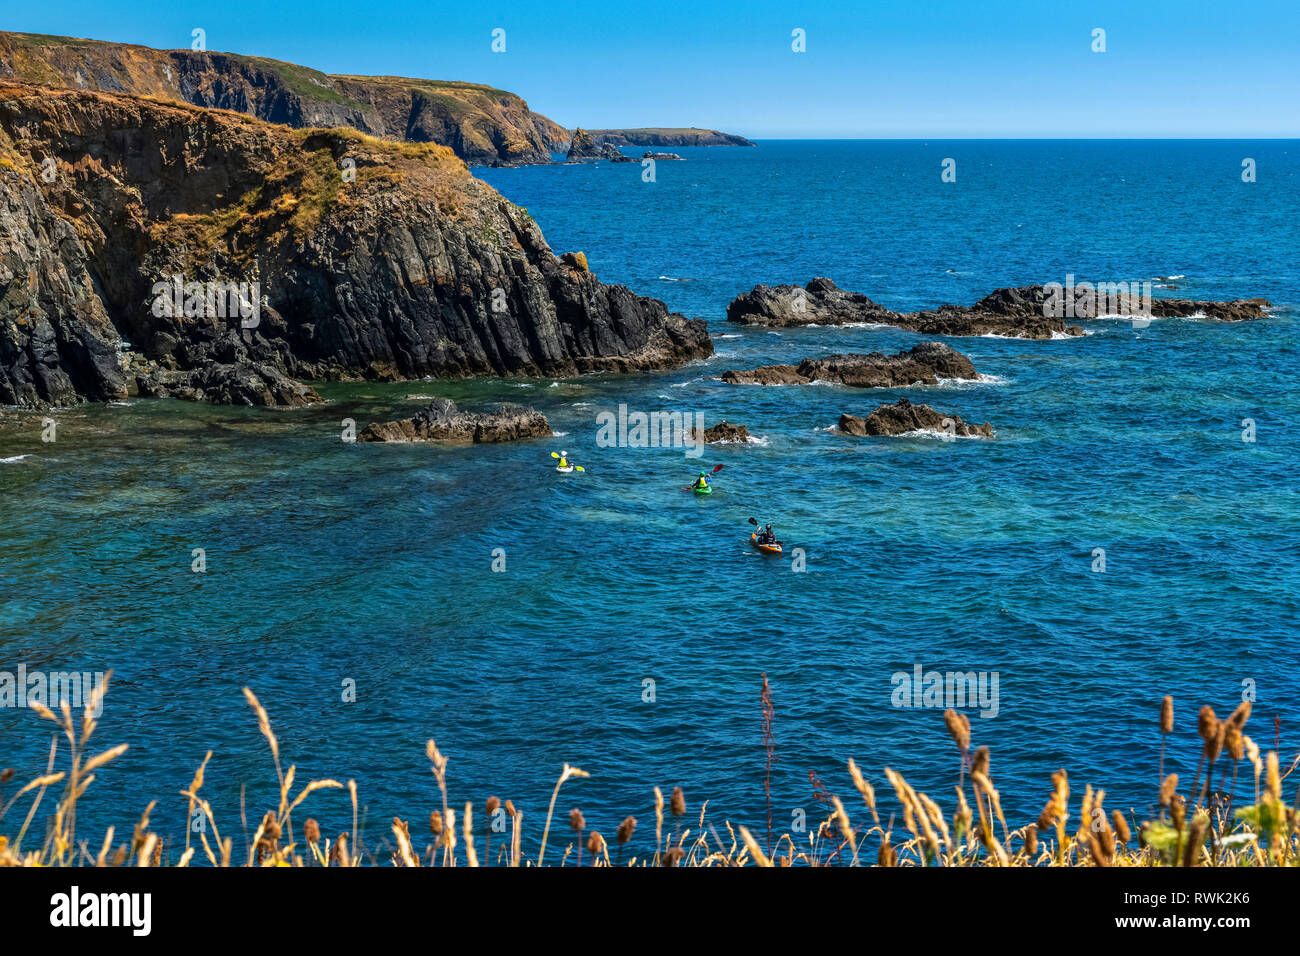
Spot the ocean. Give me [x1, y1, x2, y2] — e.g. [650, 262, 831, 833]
[2, 140, 1297, 859]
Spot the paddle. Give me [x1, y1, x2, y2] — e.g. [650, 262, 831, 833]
[550, 451, 584, 472]
[683, 463, 723, 492]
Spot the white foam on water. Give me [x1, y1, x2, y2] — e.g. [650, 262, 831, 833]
[925, 373, 1010, 389]
[1, 454, 33, 464]
[894, 428, 990, 441]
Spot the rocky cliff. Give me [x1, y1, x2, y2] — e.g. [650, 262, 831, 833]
[0, 82, 712, 408]
[0, 31, 567, 165]
[585, 128, 753, 147]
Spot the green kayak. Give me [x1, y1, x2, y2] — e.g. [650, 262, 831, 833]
[694, 485, 713, 495]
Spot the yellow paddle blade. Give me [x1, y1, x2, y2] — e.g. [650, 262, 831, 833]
[550, 452, 560, 458]
[575, 465, 585, 471]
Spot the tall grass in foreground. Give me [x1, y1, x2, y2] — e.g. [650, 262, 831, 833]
[1, 676, 1297, 867]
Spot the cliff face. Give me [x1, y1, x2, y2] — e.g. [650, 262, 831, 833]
[0, 32, 567, 165]
[585, 128, 753, 147]
[0, 83, 711, 408]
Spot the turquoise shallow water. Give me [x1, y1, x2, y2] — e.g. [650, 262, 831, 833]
[2, 141, 1298, 859]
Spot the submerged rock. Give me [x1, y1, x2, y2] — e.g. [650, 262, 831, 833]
[726, 277, 1271, 338]
[839, 397, 993, 438]
[136, 364, 320, 407]
[721, 343, 978, 387]
[641, 151, 684, 161]
[358, 398, 550, 443]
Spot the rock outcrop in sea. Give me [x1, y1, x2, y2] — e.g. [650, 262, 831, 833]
[721, 343, 978, 387]
[0, 83, 712, 408]
[358, 398, 550, 443]
[0, 31, 567, 165]
[565, 128, 602, 161]
[565, 129, 637, 163]
[695, 421, 751, 443]
[838, 398, 993, 437]
[726, 277, 1270, 339]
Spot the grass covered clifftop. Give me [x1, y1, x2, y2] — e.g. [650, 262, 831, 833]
[0, 81, 711, 407]
[0, 31, 567, 164]
[584, 128, 754, 147]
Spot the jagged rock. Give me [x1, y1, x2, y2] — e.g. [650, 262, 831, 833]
[358, 398, 550, 443]
[641, 151, 683, 161]
[0, 31, 566, 165]
[727, 277, 1271, 338]
[561, 251, 590, 273]
[0, 84, 711, 408]
[566, 128, 602, 161]
[695, 421, 750, 443]
[726, 277, 897, 330]
[838, 397, 992, 438]
[135, 364, 320, 407]
[721, 343, 978, 387]
[1149, 297, 1271, 322]
[0, 167, 128, 406]
[566, 132, 636, 163]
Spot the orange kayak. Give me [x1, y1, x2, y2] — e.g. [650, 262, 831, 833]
[751, 533, 782, 555]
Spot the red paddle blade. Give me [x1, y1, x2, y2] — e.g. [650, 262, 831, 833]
[711, 464, 724, 474]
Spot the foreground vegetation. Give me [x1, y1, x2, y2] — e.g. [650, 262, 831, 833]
[1, 675, 1295, 866]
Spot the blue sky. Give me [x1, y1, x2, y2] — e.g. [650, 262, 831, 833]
[3, 0, 1298, 137]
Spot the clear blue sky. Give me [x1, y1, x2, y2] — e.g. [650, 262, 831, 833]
[3, 0, 1297, 136]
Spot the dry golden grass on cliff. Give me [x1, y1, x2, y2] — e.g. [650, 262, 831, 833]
[1, 677, 1295, 867]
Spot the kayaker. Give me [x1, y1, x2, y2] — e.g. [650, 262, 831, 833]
[692, 470, 711, 491]
[558, 450, 572, 469]
[758, 523, 777, 545]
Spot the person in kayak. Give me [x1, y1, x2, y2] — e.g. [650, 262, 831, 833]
[558, 450, 573, 469]
[757, 523, 777, 545]
[692, 470, 711, 491]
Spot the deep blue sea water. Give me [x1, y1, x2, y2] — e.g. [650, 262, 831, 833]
[2, 140, 1298, 862]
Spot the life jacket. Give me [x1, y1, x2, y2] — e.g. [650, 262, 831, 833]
[695, 476, 708, 488]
